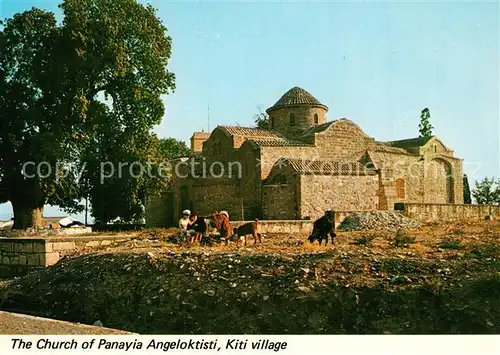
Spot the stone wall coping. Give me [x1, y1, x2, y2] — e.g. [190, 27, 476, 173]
[405, 203, 499, 208]
[0, 234, 136, 243]
[231, 212, 379, 224]
[231, 220, 313, 224]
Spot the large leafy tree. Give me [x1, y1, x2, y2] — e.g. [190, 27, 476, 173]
[0, 0, 175, 228]
[89, 137, 191, 224]
[472, 177, 500, 205]
[160, 138, 191, 160]
[418, 107, 433, 138]
[85, 134, 168, 224]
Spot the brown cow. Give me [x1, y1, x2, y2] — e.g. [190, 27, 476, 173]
[211, 211, 233, 244]
[233, 219, 262, 246]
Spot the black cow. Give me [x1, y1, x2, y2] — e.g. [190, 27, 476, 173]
[308, 213, 336, 246]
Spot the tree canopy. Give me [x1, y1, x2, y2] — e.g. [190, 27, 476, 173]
[0, 0, 175, 228]
[472, 177, 499, 205]
[418, 107, 433, 138]
[253, 107, 269, 130]
[463, 174, 472, 204]
[160, 138, 191, 160]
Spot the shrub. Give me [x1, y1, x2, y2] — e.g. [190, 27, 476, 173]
[353, 235, 376, 247]
[392, 230, 416, 248]
[439, 238, 463, 250]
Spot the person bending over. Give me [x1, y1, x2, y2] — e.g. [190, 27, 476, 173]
[187, 212, 208, 243]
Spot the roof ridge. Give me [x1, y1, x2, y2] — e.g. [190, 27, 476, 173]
[218, 126, 285, 139]
[386, 136, 434, 144]
[300, 121, 335, 136]
[276, 158, 377, 175]
[249, 138, 315, 147]
[220, 125, 266, 129]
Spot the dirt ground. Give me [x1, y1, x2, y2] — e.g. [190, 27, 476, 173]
[0, 220, 499, 334]
[0, 311, 134, 334]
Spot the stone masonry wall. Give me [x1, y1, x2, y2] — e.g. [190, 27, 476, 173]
[191, 132, 211, 153]
[238, 143, 263, 219]
[374, 152, 424, 207]
[404, 203, 500, 222]
[202, 128, 238, 163]
[259, 146, 318, 179]
[299, 174, 379, 220]
[262, 184, 297, 220]
[262, 164, 300, 219]
[0, 227, 92, 238]
[314, 120, 377, 160]
[0, 235, 133, 276]
[268, 106, 327, 138]
[425, 158, 452, 203]
[230, 220, 314, 235]
[191, 179, 242, 220]
[371, 153, 464, 207]
[424, 157, 463, 204]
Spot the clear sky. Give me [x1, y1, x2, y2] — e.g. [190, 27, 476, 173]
[0, 0, 498, 220]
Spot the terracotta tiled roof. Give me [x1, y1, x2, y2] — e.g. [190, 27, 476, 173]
[300, 121, 335, 136]
[267, 87, 328, 111]
[280, 158, 377, 175]
[385, 136, 433, 149]
[250, 139, 315, 147]
[191, 132, 211, 139]
[219, 126, 284, 138]
[373, 144, 414, 155]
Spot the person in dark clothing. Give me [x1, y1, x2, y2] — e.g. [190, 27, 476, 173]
[187, 212, 207, 243]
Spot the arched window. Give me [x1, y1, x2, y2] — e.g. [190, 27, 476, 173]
[314, 113, 319, 125]
[395, 178, 405, 199]
[434, 145, 437, 153]
[290, 113, 295, 126]
[270, 117, 274, 129]
[180, 186, 189, 211]
[271, 173, 287, 185]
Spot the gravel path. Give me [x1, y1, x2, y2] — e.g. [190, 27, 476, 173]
[0, 311, 135, 335]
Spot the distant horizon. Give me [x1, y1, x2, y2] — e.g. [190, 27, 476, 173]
[0, 205, 92, 223]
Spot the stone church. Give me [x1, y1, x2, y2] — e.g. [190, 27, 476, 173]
[146, 87, 464, 226]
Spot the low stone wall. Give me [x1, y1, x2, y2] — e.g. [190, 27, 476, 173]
[229, 212, 358, 234]
[230, 220, 314, 235]
[0, 235, 134, 277]
[0, 227, 92, 238]
[403, 203, 500, 222]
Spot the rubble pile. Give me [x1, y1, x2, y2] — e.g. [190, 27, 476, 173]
[338, 211, 422, 232]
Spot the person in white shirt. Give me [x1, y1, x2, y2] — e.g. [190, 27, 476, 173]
[179, 210, 191, 230]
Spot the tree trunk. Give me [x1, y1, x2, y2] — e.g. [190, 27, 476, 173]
[12, 204, 44, 229]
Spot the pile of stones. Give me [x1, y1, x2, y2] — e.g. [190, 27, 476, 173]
[338, 211, 422, 232]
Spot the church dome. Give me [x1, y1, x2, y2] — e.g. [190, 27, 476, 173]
[267, 87, 328, 113]
[266, 86, 329, 138]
